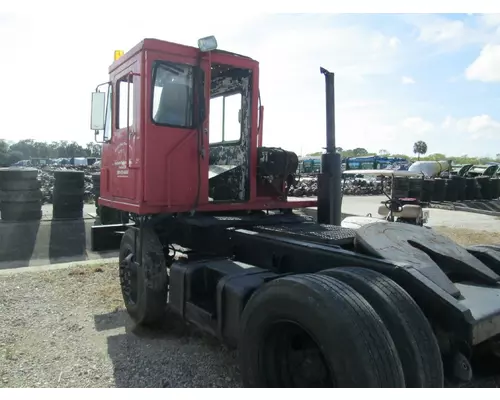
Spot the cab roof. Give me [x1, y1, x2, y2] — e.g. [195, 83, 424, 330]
[109, 38, 256, 74]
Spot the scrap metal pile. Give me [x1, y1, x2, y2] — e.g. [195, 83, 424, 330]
[38, 165, 99, 204]
[288, 175, 389, 197]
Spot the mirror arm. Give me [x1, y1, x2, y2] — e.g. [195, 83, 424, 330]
[95, 81, 111, 92]
[94, 130, 104, 144]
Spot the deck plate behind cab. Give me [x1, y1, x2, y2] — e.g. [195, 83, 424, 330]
[354, 222, 500, 298]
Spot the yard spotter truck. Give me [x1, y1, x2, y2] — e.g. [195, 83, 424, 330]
[89, 36, 500, 388]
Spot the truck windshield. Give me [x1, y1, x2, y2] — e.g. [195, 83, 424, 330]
[152, 61, 194, 128]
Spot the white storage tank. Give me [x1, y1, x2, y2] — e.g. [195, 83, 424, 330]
[408, 160, 450, 177]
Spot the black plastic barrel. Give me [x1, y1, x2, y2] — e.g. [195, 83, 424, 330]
[408, 178, 423, 200]
[444, 178, 458, 202]
[465, 178, 476, 200]
[476, 176, 492, 200]
[432, 178, 446, 202]
[0, 168, 42, 221]
[490, 178, 500, 199]
[52, 170, 85, 219]
[392, 177, 409, 199]
[421, 179, 435, 202]
[451, 175, 466, 201]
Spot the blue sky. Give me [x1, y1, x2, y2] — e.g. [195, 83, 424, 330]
[1, 8, 500, 157]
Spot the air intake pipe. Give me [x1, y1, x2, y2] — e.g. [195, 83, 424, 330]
[317, 67, 342, 226]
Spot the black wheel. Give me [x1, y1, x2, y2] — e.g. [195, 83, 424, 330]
[0, 179, 41, 191]
[52, 208, 83, 219]
[53, 196, 84, 208]
[53, 187, 85, 197]
[238, 273, 405, 388]
[0, 168, 38, 181]
[119, 228, 169, 326]
[53, 170, 85, 182]
[0, 189, 42, 202]
[319, 267, 444, 388]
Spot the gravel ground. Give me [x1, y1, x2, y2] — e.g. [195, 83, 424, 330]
[433, 226, 500, 246]
[1, 225, 499, 388]
[0, 263, 241, 388]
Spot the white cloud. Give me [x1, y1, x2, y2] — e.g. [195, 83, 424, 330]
[441, 114, 500, 140]
[0, 10, 496, 158]
[401, 76, 416, 84]
[401, 117, 433, 135]
[465, 44, 500, 82]
[417, 19, 467, 44]
[478, 13, 500, 29]
[406, 14, 499, 51]
[389, 37, 401, 49]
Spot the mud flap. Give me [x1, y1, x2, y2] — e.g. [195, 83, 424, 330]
[91, 223, 135, 252]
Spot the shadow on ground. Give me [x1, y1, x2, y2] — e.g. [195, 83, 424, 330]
[94, 308, 240, 388]
[457, 200, 500, 213]
[431, 200, 500, 216]
[49, 218, 87, 263]
[0, 220, 40, 268]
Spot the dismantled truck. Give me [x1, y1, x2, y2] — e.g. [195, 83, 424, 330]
[90, 36, 500, 388]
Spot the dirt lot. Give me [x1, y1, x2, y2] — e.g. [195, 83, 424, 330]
[434, 226, 500, 247]
[0, 226, 499, 388]
[0, 263, 240, 388]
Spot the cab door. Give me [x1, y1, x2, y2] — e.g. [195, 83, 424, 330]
[143, 50, 210, 208]
[110, 59, 140, 200]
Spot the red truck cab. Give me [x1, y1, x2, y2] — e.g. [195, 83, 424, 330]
[90, 36, 316, 216]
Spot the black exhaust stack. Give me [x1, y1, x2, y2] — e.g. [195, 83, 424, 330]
[317, 67, 342, 226]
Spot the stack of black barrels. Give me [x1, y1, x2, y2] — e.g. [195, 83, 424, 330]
[392, 177, 410, 199]
[0, 168, 43, 221]
[52, 171, 85, 219]
[421, 179, 435, 202]
[392, 177, 424, 200]
[391, 174, 500, 203]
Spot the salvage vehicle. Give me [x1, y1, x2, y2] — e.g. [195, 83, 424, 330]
[89, 36, 500, 388]
[450, 164, 474, 177]
[465, 164, 500, 178]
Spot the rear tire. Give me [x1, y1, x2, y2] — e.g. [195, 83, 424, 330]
[119, 228, 168, 326]
[319, 267, 444, 388]
[238, 273, 405, 388]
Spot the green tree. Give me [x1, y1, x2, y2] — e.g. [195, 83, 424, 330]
[413, 141, 428, 160]
[352, 147, 369, 157]
[7, 151, 23, 165]
[86, 142, 102, 157]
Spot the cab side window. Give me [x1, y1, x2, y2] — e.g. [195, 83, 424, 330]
[152, 61, 194, 128]
[209, 93, 242, 144]
[116, 74, 134, 129]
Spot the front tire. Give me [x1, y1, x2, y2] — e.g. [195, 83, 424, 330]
[119, 227, 169, 326]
